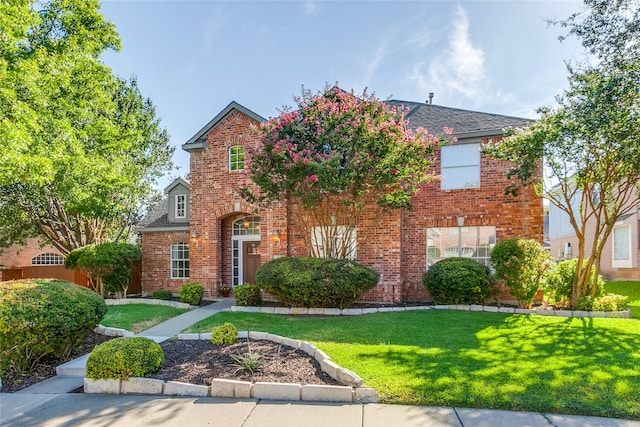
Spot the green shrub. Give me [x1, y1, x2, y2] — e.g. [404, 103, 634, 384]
[66, 243, 141, 297]
[256, 257, 380, 309]
[86, 337, 164, 380]
[490, 238, 554, 308]
[576, 294, 629, 312]
[234, 284, 262, 306]
[211, 322, 238, 345]
[422, 258, 495, 304]
[152, 289, 173, 300]
[0, 279, 107, 374]
[547, 258, 604, 306]
[180, 282, 204, 306]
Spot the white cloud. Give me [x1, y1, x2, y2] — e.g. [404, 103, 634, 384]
[304, 1, 317, 16]
[429, 5, 486, 99]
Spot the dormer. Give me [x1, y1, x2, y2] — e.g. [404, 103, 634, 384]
[165, 177, 190, 223]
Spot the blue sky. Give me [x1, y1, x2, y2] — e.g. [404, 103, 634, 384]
[100, 0, 585, 189]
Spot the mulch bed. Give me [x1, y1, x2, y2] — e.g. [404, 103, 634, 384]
[1, 333, 339, 394]
[0, 332, 115, 393]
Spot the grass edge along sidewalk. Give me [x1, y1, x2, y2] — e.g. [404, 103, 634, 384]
[187, 309, 640, 421]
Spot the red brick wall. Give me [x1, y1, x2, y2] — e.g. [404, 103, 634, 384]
[401, 139, 544, 302]
[188, 110, 288, 297]
[143, 109, 544, 304]
[140, 231, 190, 294]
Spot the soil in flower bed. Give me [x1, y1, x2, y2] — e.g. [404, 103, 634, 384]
[2, 335, 340, 394]
[152, 338, 340, 386]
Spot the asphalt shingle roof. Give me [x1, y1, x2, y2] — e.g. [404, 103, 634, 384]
[387, 100, 533, 137]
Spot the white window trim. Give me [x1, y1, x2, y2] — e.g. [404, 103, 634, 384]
[170, 242, 190, 279]
[612, 224, 632, 268]
[440, 143, 481, 190]
[229, 146, 245, 171]
[175, 194, 186, 219]
[32, 253, 65, 265]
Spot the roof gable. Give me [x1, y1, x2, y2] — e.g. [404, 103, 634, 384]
[164, 177, 190, 194]
[182, 101, 265, 152]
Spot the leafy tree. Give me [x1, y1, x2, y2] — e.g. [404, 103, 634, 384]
[0, 0, 173, 255]
[482, 0, 640, 308]
[65, 242, 141, 297]
[244, 86, 454, 257]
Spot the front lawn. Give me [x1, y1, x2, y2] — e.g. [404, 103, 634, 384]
[187, 310, 640, 419]
[101, 304, 189, 333]
[605, 281, 640, 318]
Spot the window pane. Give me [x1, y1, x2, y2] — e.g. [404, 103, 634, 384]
[614, 227, 630, 261]
[441, 144, 480, 190]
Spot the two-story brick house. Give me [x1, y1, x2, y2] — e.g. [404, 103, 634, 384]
[138, 99, 543, 302]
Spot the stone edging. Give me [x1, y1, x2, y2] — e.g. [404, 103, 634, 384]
[94, 324, 135, 337]
[228, 304, 632, 319]
[105, 298, 196, 310]
[85, 330, 379, 403]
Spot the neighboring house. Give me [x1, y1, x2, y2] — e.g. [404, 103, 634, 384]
[138, 99, 544, 302]
[0, 238, 85, 284]
[549, 188, 640, 281]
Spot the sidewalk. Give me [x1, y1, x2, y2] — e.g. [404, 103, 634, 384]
[1, 298, 639, 426]
[2, 394, 639, 427]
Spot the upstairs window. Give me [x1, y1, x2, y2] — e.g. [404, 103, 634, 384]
[32, 253, 64, 265]
[229, 146, 245, 171]
[170, 243, 190, 279]
[175, 194, 186, 219]
[441, 143, 480, 190]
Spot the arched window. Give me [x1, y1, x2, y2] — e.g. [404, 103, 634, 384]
[170, 243, 190, 279]
[32, 253, 65, 265]
[229, 146, 245, 171]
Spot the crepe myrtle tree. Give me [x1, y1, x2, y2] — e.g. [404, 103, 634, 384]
[243, 86, 455, 258]
[482, 0, 640, 309]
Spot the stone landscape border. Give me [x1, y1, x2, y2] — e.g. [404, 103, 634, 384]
[228, 304, 632, 318]
[86, 329, 379, 403]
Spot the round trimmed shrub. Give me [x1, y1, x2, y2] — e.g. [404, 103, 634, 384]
[422, 258, 495, 304]
[86, 337, 164, 380]
[234, 284, 263, 306]
[256, 257, 380, 309]
[211, 322, 238, 345]
[0, 279, 107, 374]
[180, 282, 204, 306]
[152, 289, 173, 301]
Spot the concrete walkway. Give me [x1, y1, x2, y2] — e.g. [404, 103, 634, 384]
[1, 298, 639, 426]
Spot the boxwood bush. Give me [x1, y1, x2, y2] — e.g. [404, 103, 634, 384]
[211, 322, 238, 345]
[256, 256, 379, 309]
[422, 257, 495, 304]
[86, 337, 164, 380]
[234, 284, 262, 306]
[0, 279, 107, 374]
[152, 289, 174, 301]
[180, 282, 204, 306]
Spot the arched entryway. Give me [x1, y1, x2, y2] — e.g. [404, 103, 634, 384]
[231, 216, 261, 286]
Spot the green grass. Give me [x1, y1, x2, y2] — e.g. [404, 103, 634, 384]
[605, 281, 640, 318]
[187, 310, 640, 419]
[101, 304, 189, 333]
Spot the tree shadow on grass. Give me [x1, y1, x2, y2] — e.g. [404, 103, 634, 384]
[349, 313, 640, 419]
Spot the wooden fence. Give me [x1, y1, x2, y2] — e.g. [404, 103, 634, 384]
[1, 263, 142, 295]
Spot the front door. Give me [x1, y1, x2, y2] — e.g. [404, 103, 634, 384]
[242, 241, 261, 284]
